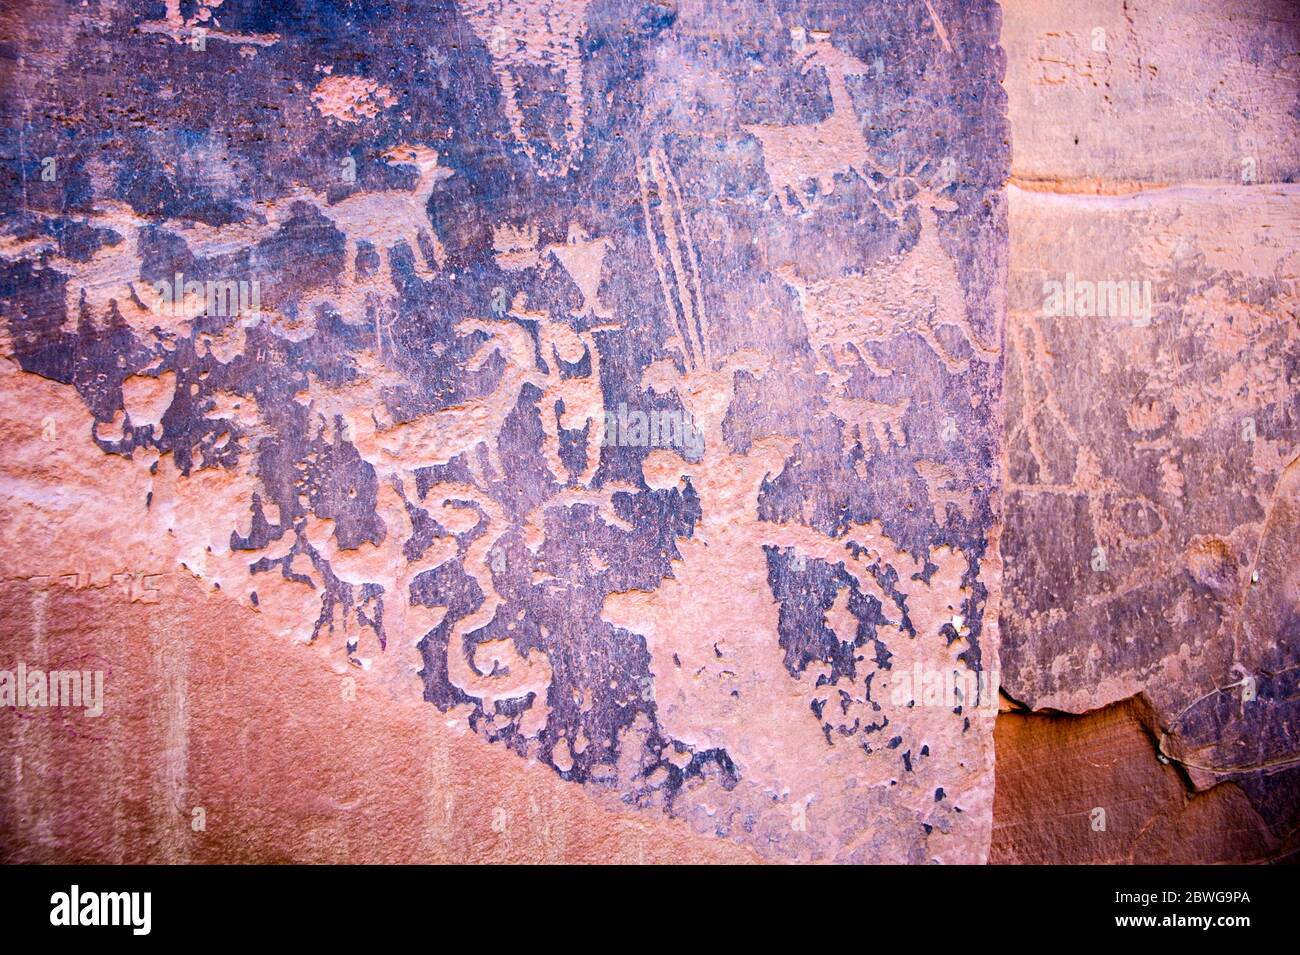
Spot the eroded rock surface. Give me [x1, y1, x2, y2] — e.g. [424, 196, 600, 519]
[997, 0, 1300, 860]
[1003, 0, 1300, 188]
[1, 0, 1007, 862]
[992, 697, 1294, 864]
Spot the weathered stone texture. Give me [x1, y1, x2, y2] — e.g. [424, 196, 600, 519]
[996, 0, 1300, 863]
[3, 0, 1295, 868]
[992, 697, 1293, 864]
[1003, 0, 1300, 187]
[1, 0, 1007, 863]
[1003, 184, 1299, 717]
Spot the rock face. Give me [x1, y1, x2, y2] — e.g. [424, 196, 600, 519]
[3, 0, 1297, 867]
[992, 698, 1287, 864]
[0, 0, 1008, 862]
[1002, 186, 1299, 731]
[996, 0, 1300, 863]
[1002, 0, 1300, 188]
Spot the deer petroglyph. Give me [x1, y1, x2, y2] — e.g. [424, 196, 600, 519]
[744, 30, 890, 213]
[779, 166, 999, 379]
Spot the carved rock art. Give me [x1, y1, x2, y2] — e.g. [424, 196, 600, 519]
[1, 0, 1008, 863]
[139, 0, 279, 48]
[1000, 182, 1300, 855]
[744, 30, 888, 213]
[459, 0, 592, 178]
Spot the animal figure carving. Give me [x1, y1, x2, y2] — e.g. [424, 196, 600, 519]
[779, 165, 1000, 378]
[603, 163, 961, 797]
[139, 0, 280, 47]
[312, 144, 454, 286]
[151, 143, 452, 323]
[3, 145, 455, 343]
[343, 315, 543, 486]
[744, 31, 889, 213]
[0, 200, 180, 338]
[307, 335, 548, 718]
[49, 202, 155, 330]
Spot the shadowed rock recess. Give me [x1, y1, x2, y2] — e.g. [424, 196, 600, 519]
[0, 0, 1292, 866]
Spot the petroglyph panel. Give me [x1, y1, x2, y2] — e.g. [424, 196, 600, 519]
[1, 0, 1006, 862]
[1003, 0, 1300, 187]
[1002, 183, 1300, 850]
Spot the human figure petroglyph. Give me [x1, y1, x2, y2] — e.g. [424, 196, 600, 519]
[493, 280, 618, 489]
[745, 30, 892, 214]
[537, 317, 621, 487]
[459, 0, 591, 178]
[544, 225, 614, 320]
[484, 221, 618, 487]
[513, 297, 639, 573]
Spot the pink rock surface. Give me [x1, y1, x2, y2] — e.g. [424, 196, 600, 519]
[0, 0, 1008, 863]
[1003, 0, 1300, 187]
[2, 0, 1297, 867]
[996, 2, 1300, 858]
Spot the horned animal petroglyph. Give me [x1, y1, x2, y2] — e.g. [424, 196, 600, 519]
[745, 31, 891, 213]
[779, 164, 999, 379]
